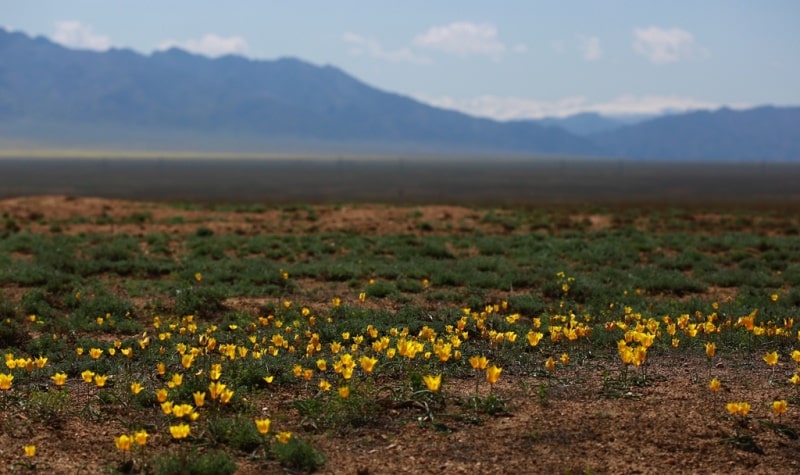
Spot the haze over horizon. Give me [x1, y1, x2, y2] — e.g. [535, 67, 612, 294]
[3, 1, 798, 121]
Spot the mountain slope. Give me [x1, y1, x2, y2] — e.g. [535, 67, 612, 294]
[591, 106, 800, 160]
[0, 29, 595, 155]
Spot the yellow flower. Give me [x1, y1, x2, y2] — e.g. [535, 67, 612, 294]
[275, 431, 292, 444]
[51, 372, 67, 386]
[195, 272, 202, 282]
[156, 388, 169, 403]
[764, 351, 779, 366]
[89, 348, 103, 360]
[338, 385, 350, 399]
[790, 374, 800, 385]
[169, 424, 190, 440]
[94, 374, 108, 387]
[263, 375, 274, 384]
[130, 382, 144, 395]
[172, 404, 195, 419]
[24, 445, 36, 457]
[319, 379, 331, 391]
[423, 374, 442, 392]
[34, 356, 48, 368]
[469, 355, 489, 370]
[486, 365, 503, 385]
[220, 388, 234, 404]
[708, 378, 721, 393]
[208, 381, 226, 400]
[726, 402, 751, 416]
[254, 418, 271, 435]
[157, 362, 166, 376]
[134, 430, 148, 446]
[115, 434, 133, 451]
[772, 400, 788, 416]
[560, 353, 570, 365]
[359, 356, 378, 373]
[161, 401, 174, 415]
[81, 370, 95, 383]
[181, 354, 194, 369]
[526, 331, 544, 347]
[193, 391, 206, 407]
[792, 350, 800, 364]
[316, 359, 327, 371]
[210, 364, 222, 381]
[545, 356, 556, 373]
[168, 373, 183, 388]
[705, 342, 716, 358]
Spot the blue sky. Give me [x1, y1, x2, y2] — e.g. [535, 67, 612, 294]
[4, 1, 798, 119]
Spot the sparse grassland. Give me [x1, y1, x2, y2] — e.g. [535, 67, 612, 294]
[1, 196, 800, 474]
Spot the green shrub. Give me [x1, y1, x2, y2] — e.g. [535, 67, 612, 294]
[271, 436, 326, 472]
[153, 449, 237, 475]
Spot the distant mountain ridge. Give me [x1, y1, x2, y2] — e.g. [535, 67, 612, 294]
[0, 28, 798, 160]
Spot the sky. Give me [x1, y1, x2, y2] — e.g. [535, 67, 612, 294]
[3, 1, 799, 120]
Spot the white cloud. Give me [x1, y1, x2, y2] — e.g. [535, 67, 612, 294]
[412, 93, 742, 120]
[342, 32, 430, 64]
[52, 20, 111, 51]
[633, 26, 708, 64]
[159, 34, 248, 58]
[578, 35, 602, 61]
[513, 43, 528, 54]
[412, 22, 507, 60]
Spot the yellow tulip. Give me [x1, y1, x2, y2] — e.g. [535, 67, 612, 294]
[94, 374, 108, 387]
[772, 400, 788, 416]
[705, 342, 716, 358]
[423, 374, 442, 392]
[156, 388, 169, 403]
[193, 391, 206, 407]
[338, 386, 350, 399]
[89, 348, 103, 360]
[169, 424, 190, 440]
[51, 372, 67, 387]
[359, 356, 378, 373]
[560, 353, 570, 365]
[208, 381, 226, 400]
[115, 434, 133, 451]
[24, 445, 36, 457]
[275, 431, 292, 444]
[220, 388, 234, 404]
[254, 418, 271, 435]
[708, 378, 721, 393]
[764, 351, 779, 366]
[526, 331, 543, 347]
[81, 370, 95, 383]
[134, 430, 148, 446]
[486, 365, 503, 385]
[181, 354, 194, 369]
[319, 379, 331, 391]
[130, 382, 144, 395]
[726, 402, 751, 417]
[469, 355, 489, 370]
[545, 357, 556, 373]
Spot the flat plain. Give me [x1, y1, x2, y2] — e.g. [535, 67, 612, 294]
[1, 157, 800, 474]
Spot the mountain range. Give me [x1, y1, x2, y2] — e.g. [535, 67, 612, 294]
[1, 28, 798, 160]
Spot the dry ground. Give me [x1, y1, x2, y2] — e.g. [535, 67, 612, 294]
[1, 196, 799, 474]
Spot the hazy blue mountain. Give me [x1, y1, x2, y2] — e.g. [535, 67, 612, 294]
[591, 106, 800, 160]
[0, 29, 596, 156]
[531, 113, 627, 136]
[0, 28, 797, 160]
